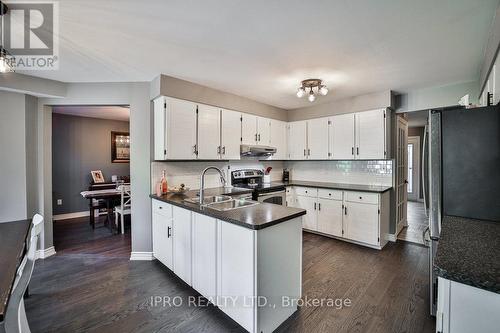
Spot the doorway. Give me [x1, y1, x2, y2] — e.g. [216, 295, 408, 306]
[395, 115, 408, 235]
[407, 136, 420, 201]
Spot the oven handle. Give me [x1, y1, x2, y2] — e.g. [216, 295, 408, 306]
[257, 190, 286, 197]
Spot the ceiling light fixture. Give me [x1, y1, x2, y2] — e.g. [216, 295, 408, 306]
[0, 1, 14, 73]
[296, 79, 328, 102]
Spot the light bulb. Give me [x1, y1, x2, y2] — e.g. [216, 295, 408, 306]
[308, 91, 316, 102]
[319, 85, 328, 96]
[296, 87, 305, 98]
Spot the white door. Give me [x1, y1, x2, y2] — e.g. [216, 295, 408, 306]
[344, 202, 379, 245]
[197, 104, 221, 160]
[172, 206, 192, 285]
[307, 117, 330, 159]
[356, 109, 386, 159]
[396, 116, 408, 234]
[192, 213, 217, 300]
[257, 117, 271, 145]
[221, 109, 242, 160]
[217, 221, 255, 332]
[295, 195, 317, 230]
[153, 97, 166, 160]
[288, 121, 307, 160]
[317, 198, 343, 237]
[332, 113, 355, 160]
[166, 98, 197, 159]
[407, 136, 421, 201]
[270, 119, 287, 160]
[152, 212, 173, 269]
[241, 113, 257, 145]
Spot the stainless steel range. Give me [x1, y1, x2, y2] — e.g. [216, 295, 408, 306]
[231, 169, 286, 205]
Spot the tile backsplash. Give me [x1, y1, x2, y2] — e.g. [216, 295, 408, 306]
[151, 159, 393, 192]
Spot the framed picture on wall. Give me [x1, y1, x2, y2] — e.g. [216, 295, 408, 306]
[111, 131, 130, 163]
[91, 170, 105, 183]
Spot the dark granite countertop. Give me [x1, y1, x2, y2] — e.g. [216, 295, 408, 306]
[282, 180, 392, 193]
[150, 187, 306, 230]
[434, 215, 500, 294]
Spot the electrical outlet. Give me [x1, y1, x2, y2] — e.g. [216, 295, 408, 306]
[57, 199, 62, 205]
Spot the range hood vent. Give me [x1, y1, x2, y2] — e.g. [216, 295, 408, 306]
[240, 144, 277, 157]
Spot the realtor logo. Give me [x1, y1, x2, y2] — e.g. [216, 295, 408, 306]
[1, 1, 59, 70]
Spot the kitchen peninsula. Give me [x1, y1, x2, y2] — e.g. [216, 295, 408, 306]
[150, 187, 306, 333]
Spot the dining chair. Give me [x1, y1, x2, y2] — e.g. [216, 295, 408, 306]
[114, 185, 131, 234]
[2, 214, 44, 333]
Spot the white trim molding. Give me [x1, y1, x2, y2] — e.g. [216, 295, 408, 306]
[36, 246, 56, 259]
[130, 252, 154, 261]
[53, 211, 89, 221]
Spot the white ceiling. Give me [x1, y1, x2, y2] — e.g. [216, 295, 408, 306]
[52, 105, 130, 121]
[20, 0, 498, 109]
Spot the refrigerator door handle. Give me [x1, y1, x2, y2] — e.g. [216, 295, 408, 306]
[422, 125, 428, 217]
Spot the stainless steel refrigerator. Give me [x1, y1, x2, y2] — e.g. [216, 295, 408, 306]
[424, 105, 500, 316]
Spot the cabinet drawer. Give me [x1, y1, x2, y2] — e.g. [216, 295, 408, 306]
[294, 187, 317, 197]
[318, 189, 342, 200]
[152, 199, 172, 217]
[344, 191, 379, 205]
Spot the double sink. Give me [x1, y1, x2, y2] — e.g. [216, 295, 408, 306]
[184, 195, 259, 211]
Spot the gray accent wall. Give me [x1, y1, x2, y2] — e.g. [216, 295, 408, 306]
[52, 113, 129, 215]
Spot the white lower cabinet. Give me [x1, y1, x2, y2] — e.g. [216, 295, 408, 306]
[437, 277, 500, 333]
[152, 199, 303, 333]
[317, 198, 343, 237]
[290, 187, 390, 249]
[172, 206, 192, 285]
[192, 213, 217, 300]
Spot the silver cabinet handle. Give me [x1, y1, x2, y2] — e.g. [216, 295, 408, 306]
[217, 146, 221, 154]
[304, 149, 306, 156]
[351, 147, 354, 155]
[344, 206, 347, 215]
[314, 202, 317, 210]
[222, 146, 226, 155]
[357, 147, 359, 155]
[192, 145, 197, 154]
[318, 203, 321, 211]
[308, 148, 311, 156]
[258, 134, 261, 141]
[255, 133, 258, 142]
[167, 226, 171, 238]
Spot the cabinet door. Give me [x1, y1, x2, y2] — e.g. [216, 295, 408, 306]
[172, 206, 192, 285]
[344, 202, 379, 245]
[192, 213, 217, 300]
[285, 187, 295, 207]
[317, 198, 343, 237]
[257, 117, 271, 145]
[288, 121, 307, 160]
[217, 221, 255, 332]
[332, 113, 355, 160]
[166, 98, 197, 159]
[152, 212, 173, 269]
[356, 109, 386, 159]
[221, 109, 242, 160]
[241, 113, 257, 145]
[270, 119, 287, 160]
[153, 97, 166, 160]
[295, 195, 317, 230]
[197, 104, 221, 160]
[307, 117, 330, 159]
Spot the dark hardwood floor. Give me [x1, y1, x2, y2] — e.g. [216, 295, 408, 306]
[398, 201, 428, 245]
[26, 218, 435, 333]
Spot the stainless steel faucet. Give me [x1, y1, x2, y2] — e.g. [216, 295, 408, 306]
[199, 166, 227, 204]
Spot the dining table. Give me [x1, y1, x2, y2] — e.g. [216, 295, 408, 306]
[81, 188, 123, 233]
[0, 219, 31, 323]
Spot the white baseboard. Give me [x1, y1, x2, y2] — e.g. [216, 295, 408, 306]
[386, 234, 397, 242]
[36, 246, 56, 259]
[130, 252, 154, 261]
[53, 211, 89, 221]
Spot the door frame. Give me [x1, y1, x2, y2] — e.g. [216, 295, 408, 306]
[407, 136, 421, 201]
[396, 115, 408, 235]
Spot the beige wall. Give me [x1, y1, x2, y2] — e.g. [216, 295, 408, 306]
[152, 74, 288, 121]
[287, 90, 393, 121]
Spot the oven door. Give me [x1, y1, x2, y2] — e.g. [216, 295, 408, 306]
[257, 190, 286, 206]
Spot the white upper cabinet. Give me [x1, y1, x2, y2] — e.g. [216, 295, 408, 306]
[287, 121, 307, 160]
[167, 97, 198, 160]
[355, 109, 386, 159]
[221, 109, 242, 160]
[197, 104, 221, 160]
[332, 113, 355, 160]
[270, 119, 287, 160]
[241, 113, 257, 145]
[257, 117, 271, 145]
[307, 117, 330, 159]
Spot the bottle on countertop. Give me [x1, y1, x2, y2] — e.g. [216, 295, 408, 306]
[161, 170, 168, 195]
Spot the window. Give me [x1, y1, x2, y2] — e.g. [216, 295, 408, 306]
[407, 143, 413, 193]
